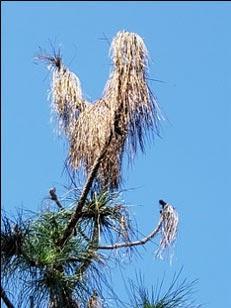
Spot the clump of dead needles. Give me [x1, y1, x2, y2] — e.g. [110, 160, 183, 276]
[41, 31, 161, 191]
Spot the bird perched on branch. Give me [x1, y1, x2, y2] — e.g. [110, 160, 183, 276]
[159, 199, 167, 207]
[159, 199, 168, 213]
[156, 199, 179, 259]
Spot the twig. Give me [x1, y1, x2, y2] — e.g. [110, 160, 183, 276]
[98, 219, 162, 250]
[57, 132, 113, 248]
[0, 286, 15, 308]
[49, 187, 63, 209]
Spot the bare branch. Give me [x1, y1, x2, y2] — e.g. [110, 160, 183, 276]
[98, 202, 179, 253]
[1, 286, 15, 308]
[57, 131, 113, 248]
[49, 187, 63, 209]
[98, 220, 162, 250]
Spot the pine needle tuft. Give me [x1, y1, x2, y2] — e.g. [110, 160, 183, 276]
[69, 31, 161, 190]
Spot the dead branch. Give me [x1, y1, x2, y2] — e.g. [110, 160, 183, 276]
[98, 220, 162, 250]
[98, 202, 179, 253]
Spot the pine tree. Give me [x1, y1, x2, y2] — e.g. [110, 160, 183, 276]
[1, 31, 199, 308]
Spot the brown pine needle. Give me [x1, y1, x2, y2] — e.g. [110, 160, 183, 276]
[51, 64, 87, 135]
[69, 31, 161, 190]
[42, 31, 162, 190]
[156, 203, 179, 259]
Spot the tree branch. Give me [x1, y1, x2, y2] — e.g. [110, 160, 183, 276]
[1, 286, 14, 308]
[57, 132, 113, 248]
[98, 219, 162, 250]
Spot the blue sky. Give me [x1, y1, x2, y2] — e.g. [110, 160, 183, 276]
[2, 1, 231, 307]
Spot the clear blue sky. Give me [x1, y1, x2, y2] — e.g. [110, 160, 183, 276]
[2, 1, 231, 307]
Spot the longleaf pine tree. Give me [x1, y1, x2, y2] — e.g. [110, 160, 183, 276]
[1, 31, 200, 308]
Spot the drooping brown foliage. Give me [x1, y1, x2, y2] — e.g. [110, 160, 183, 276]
[48, 31, 161, 191]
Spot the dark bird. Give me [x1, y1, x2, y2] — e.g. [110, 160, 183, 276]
[159, 199, 167, 207]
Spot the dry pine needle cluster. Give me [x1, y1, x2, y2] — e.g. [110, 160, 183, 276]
[46, 31, 161, 191]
